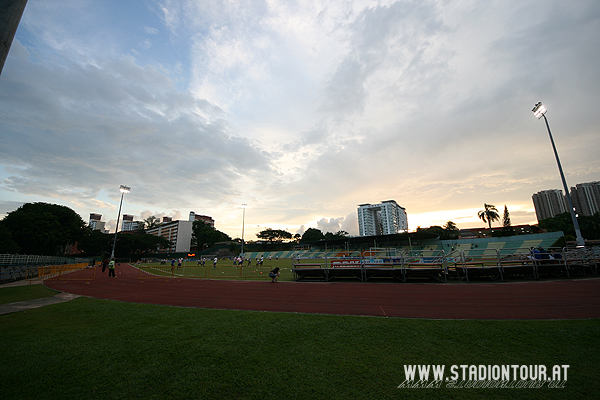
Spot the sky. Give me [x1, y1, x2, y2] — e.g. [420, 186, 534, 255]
[1, 0, 599, 240]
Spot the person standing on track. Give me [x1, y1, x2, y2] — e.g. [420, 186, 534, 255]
[108, 259, 116, 278]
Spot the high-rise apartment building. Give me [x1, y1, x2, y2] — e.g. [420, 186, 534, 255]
[532, 189, 568, 222]
[122, 214, 143, 232]
[189, 211, 215, 227]
[147, 220, 193, 253]
[571, 181, 600, 217]
[357, 200, 407, 237]
[88, 213, 106, 232]
[145, 211, 215, 253]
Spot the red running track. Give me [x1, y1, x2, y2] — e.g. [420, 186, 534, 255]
[44, 264, 600, 319]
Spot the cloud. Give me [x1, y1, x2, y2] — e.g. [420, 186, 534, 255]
[1, 0, 600, 239]
[0, 40, 275, 216]
[144, 26, 159, 35]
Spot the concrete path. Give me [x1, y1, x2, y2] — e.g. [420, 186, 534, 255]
[0, 292, 81, 315]
[0, 279, 80, 316]
[0, 279, 45, 287]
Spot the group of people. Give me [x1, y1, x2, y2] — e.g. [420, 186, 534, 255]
[530, 247, 563, 261]
[169, 258, 184, 270]
[233, 256, 267, 267]
[101, 258, 116, 278]
[99, 255, 281, 282]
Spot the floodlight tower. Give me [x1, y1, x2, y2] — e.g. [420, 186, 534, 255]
[532, 102, 584, 247]
[241, 204, 247, 257]
[110, 185, 131, 259]
[0, 0, 29, 76]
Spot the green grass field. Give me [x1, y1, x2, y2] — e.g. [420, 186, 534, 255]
[137, 259, 295, 281]
[1, 285, 599, 399]
[0, 284, 59, 305]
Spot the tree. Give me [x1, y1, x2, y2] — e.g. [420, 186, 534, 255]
[418, 225, 445, 238]
[143, 216, 161, 230]
[477, 203, 500, 233]
[0, 223, 20, 253]
[538, 212, 574, 237]
[502, 205, 511, 228]
[579, 212, 600, 241]
[501, 205, 514, 236]
[1, 202, 86, 255]
[539, 211, 600, 241]
[321, 230, 349, 240]
[256, 228, 292, 242]
[192, 221, 231, 249]
[78, 229, 112, 256]
[112, 233, 172, 257]
[443, 221, 459, 239]
[300, 228, 325, 242]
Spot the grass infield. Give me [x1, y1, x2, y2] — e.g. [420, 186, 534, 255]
[137, 259, 294, 281]
[0, 284, 59, 305]
[1, 287, 599, 399]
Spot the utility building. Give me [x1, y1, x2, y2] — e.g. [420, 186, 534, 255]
[358, 200, 407, 237]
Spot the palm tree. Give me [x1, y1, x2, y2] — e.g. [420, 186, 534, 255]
[443, 221, 459, 239]
[478, 203, 500, 234]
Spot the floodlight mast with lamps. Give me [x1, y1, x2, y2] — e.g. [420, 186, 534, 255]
[532, 102, 585, 247]
[110, 185, 131, 259]
[241, 204, 247, 257]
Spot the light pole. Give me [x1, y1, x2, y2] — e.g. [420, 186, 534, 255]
[241, 204, 247, 256]
[532, 102, 585, 247]
[110, 185, 131, 259]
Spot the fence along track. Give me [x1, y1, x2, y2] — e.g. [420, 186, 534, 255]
[29, 263, 95, 281]
[1, 254, 94, 284]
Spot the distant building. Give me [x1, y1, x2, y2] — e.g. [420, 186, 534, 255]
[121, 214, 143, 232]
[189, 211, 215, 227]
[135, 211, 216, 253]
[89, 213, 106, 232]
[571, 181, 600, 217]
[357, 200, 407, 237]
[147, 220, 193, 253]
[532, 189, 567, 222]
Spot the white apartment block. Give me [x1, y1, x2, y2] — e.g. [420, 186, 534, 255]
[122, 220, 144, 232]
[89, 213, 106, 232]
[532, 189, 568, 222]
[121, 214, 143, 232]
[357, 200, 408, 237]
[146, 220, 193, 253]
[189, 211, 215, 226]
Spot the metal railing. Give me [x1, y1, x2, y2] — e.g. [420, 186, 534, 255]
[0, 254, 93, 284]
[292, 246, 599, 282]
